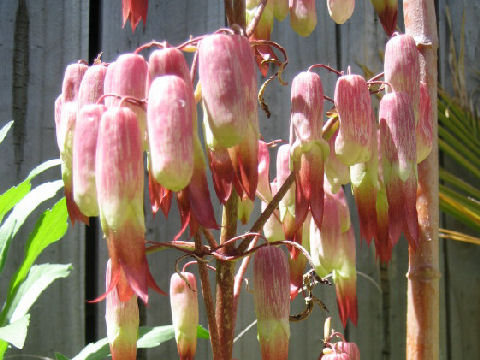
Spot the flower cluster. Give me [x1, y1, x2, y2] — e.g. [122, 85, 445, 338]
[54, 18, 430, 357]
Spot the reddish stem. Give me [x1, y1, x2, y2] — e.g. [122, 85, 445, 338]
[245, 0, 268, 37]
[308, 63, 343, 76]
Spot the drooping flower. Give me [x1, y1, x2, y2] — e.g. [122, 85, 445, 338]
[170, 272, 199, 360]
[350, 124, 378, 244]
[310, 182, 357, 326]
[105, 260, 139, 360]
[384, 34, 420, 123]
[96, 106, 165, 303]
[57, 101, 88, 225]
[289, 0, 317, 37]
[290, 71, 329, 231]
[147, 75, 194, 192]
[72, 104, 106, 217]
[322, 341, 361, 359]
[77, 64, 107, 108]
[254, 246, 290, 360]
[334, 74, 375, 166]
[416, 81, 433, 163]
[122, 0, 148, 32]
[276, 144, 296, 240]
[288, 214, 310, 300]
[370, 0, 398, 36]
[238, 195, 255, 225]
[62, 63, 88, 102]
[104, 53, 148, 146]
[327, 0, 356, 25]
[379, 91, 418, 249]
[198, 34, 258, 148]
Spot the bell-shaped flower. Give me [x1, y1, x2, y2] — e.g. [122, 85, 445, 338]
[104, 54, 148, 146]
[78, 64, 107, 108]
[96, 106, 165, 303]
[257, 140, 273, 202]
[289, 0, 317, 36]
[176, 137, 219, 238]
[310, 182, 357, 326]
[238, 195, 255, 225]
[370, 0, 398, 36]
[290, 71, 329, 231]
[72, 104, 106, 217]
[122, 0, 148, 31]
[416, 81, 433, 163]
[334, 74, 375, 165]
[147, 76, 194, 191]
[199, 34, 257, 148]
[170, 272, 199, 360]
[350, 124, 378, 244]
[254, 246, 290, 360]
[379, 91, 418, 249]
[262, 199, 284, 243]
[288, 214, 310, 300]
[57, 101, 88, 225]
[275, 0, 289, 21]
[148, 171, 172, 218]
[62, 63, 88, 102]
[327, 0, 355, 25]
[325, 129, 350, 194]
[384, 34, 420, 123]
[105, 260, 139, 360]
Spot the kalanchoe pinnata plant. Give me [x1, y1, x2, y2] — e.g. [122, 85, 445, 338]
[370, 0, 398, 36]
[276, 144, 297, 240]
[416, 81, 434, 163]
[334, 73, 375, 166]
[72, 104, 105, 217]
[105, 260, 139, 360]
[274, 0, 289, 21]
[254, 246, 291, 360]
[289, 0, 317, 36]
[325, 128, 350, 194]
[379, 91, 419, 249]
[384, 34, 421, 123]
[327, 0, 356, 25]
[61, 63, 88, 102]
[147, 75, 194, 192]
[170, 272, 199, 360]
[96, 106, 165, 303]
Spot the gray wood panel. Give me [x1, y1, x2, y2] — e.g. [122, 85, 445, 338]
[0, 0, 88, 358]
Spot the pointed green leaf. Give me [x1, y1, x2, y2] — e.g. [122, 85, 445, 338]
[0, 121, 13, 145]
[0, 159, 62, 223]
[0, 314, 30, 349]
[0, 179, 63, 273]
[6, 264, 71, 323]
[196, 324, 209, 339]
[439, 169, 480, 200]
[71, 338, 110, 360]
[1, 198, 68, 323]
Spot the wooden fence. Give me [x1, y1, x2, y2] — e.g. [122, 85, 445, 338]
[0, 0, 479, 359]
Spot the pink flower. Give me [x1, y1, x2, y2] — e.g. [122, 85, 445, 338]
[416, 81, 433, 163]
[199, 34, 258, 148]
[105, 260, 139, 360]
[77, 64, 107, 108]
[379, 91, 419, 249]
[254, 246, 290, 360]
[122, 0, 148, 32]
[72, 104, 106, 217]
[289, 0, 317, 36]
[96, 107, 165, 303]
[276, 144, 296, 240]
[274, 0, 289, 21]
[325, 129, 350, 194]
[327, 0, 356, 25]
[384, 34, 420, 123]
[147, 76, 194, 191]
[334, 74, 375, 165]
[322, 341, 361, 359]
[61, 63, 88, 102]
[148, 48, 191, 86]
[170, 272, 199, 360]
[370, 0, 398, 36]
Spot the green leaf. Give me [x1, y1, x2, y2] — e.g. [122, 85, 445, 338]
[0, 314, 30, 349]
[55, 352, 71, 360]
[0, 179, 63, 274]
[440, 169, 480, 200]
[0, 121, 13, 145]
[71, 324, 208, 360]
[6, 264, 71, 323]
[0, 159, 62, 224]
[1, 198, 69, 323]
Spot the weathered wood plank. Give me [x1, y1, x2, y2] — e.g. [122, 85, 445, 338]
[0, 0, 88, 358]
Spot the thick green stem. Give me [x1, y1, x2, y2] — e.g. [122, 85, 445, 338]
[215, 193, 238, 359]
[403, 1, 440, 359]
